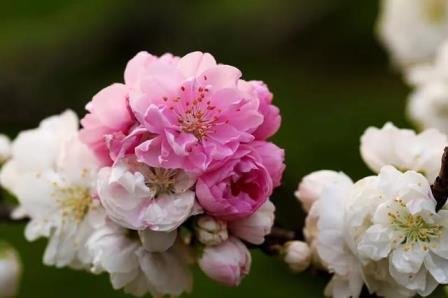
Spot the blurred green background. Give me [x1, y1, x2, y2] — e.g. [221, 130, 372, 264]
[0, 0, 445, 297]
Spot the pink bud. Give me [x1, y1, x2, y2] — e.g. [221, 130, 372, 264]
[198, 237, 251, 286]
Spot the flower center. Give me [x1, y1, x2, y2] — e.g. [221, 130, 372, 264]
[166, 85, 222, 141]
[424, 0, 446, 24]
[178, 105, 219, 140]
[144, 168, 178, 195]
[388, 198, 442, 251]
[230, 171, 259, 199]
[53, 185, 92, 224]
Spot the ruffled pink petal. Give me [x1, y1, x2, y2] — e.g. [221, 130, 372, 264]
[124, 51, 157, 89]
[177, 52, 217, 78]
[85, 83, 131, 130]
[198, 65, 242, 91]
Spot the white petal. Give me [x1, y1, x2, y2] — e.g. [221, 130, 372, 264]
[138, 230, 177, 253]
[389, 261, 427, 292]
[137, 247, 192, 296]
[141, 191, 196, 232]
[391, 246, 426, 274]
[423, 252, 448, 284]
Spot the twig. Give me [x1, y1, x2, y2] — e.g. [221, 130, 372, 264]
[251, 226, 300, 256]
[0, 202, 17, 223]
[432, 147, 448, 211]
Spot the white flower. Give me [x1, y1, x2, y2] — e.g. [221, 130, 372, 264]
[344, 174, 419, 298]
[406, 40, 448, 134]
[377, 0, 448, 69]
[0, 134, 11, 165]
[87, 216, 192, 297]
[360, 122, 447, 181]
[347, 166, 448, 296]
[0, 243, 21, 298]
[295, 170, 352, 212]
[297, 171, 353, 270]
[97, 158, 199, 233]
[309, 172, 365, 298]
[283, 241, 311, 273]
[407, 40, 448, 134]
[408, 81, 448, 134]
[405, 40, 448, 87]
[0, 111, 79, 194]
[0, 110, 101, 269]
[300, 169, 416, 298]
[228, 200, 275, 245]
[195, 215, 228, 246]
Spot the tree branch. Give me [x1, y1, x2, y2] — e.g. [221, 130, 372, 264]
[432, 147, 448, 211]
[0, 202, 17, 224]
[255, 226, 301, 255]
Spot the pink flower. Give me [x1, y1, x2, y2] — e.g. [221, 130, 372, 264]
[80, 84, 135, 166]
[239, 80, 281, 140]
[198, 237, 251, 286]
[195, 144, 276, 221]
[80, 52, 178, 166]
[131, 51, 264, 173]
[228, 200, 275, 245]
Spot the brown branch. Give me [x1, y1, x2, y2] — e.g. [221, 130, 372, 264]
[432, 147, 448, 212]
[0, 202, 17, 223]
[251, 226, 301, 256]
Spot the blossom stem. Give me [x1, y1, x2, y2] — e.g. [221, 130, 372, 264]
[431, 147, 448, 211]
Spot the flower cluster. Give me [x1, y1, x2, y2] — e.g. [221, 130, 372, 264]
[377, 0, 448, 72]
[406, 40, 448, 135]
[0, 51, 285, 296]
[296, 123, 448, 298]
[378, 1, 448, 135]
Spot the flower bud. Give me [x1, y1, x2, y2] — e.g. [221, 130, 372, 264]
[0, 242, 21, 297]
[283, 241, 311, 273]
[198, 237, 251, 286]
[0, 135, 11, 164]
[195, 216, 228, 246]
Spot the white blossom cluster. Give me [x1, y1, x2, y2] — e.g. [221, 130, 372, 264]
[377, 0, 448, 72]
[0, 111, 193, 297]
[377, 0, 448, 134]
[296, 123, 448, 298]
[407, 41, 448, 135]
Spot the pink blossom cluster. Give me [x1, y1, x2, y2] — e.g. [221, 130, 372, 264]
[80, 51, 285, 288]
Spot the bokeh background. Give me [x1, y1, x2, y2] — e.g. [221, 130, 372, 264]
[0, 0, 445, 297]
